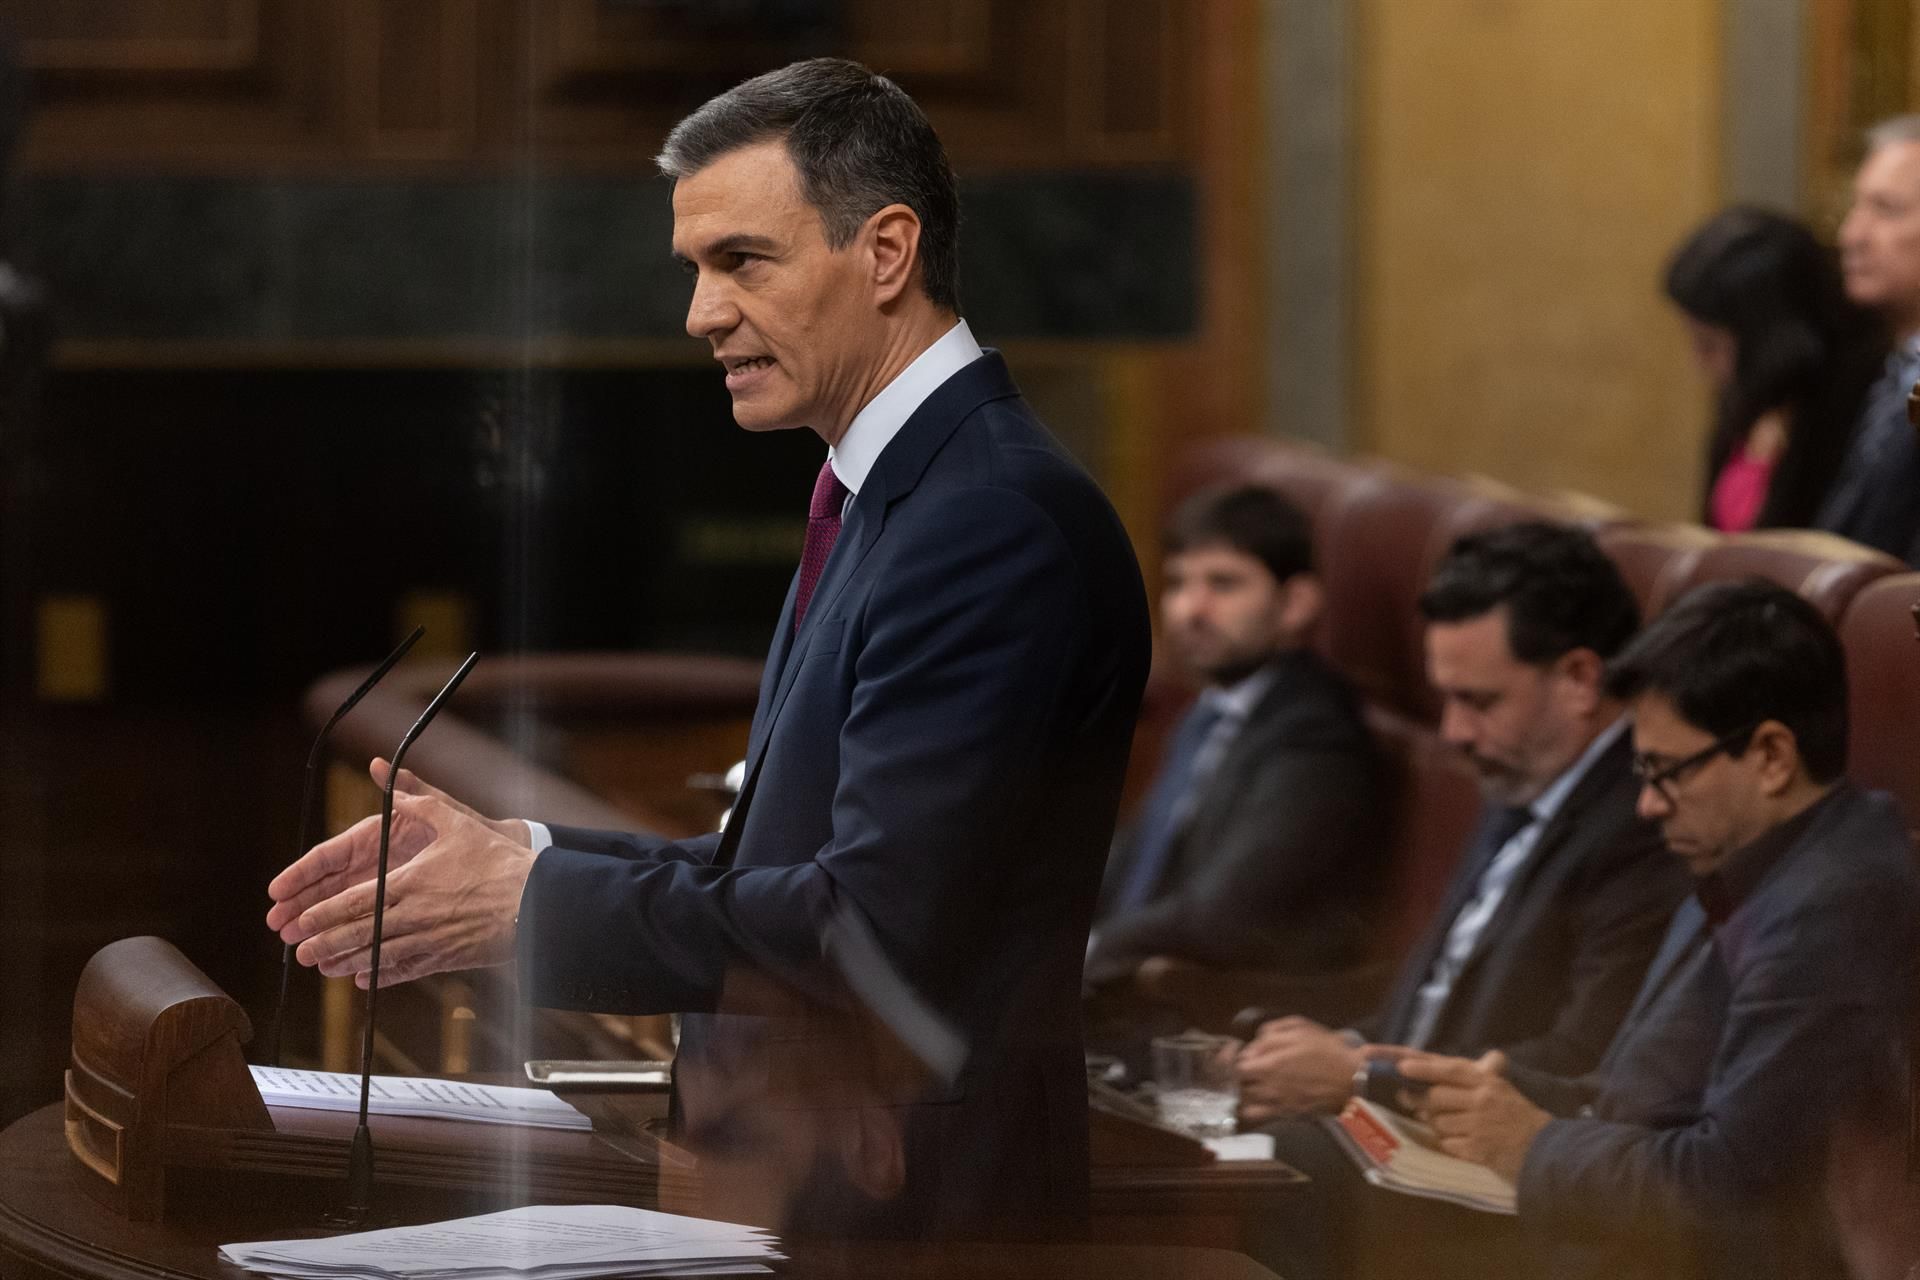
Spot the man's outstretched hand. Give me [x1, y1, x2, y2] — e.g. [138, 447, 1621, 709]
[265, 758, 536, 989]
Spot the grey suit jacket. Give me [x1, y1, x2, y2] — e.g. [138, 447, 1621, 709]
[1516, 784, 1920, 1280]
[1086, 650, 1388, 984]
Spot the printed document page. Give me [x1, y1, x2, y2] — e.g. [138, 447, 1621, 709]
[249, 1065, 590, 1131]
[220, 1203, 781, 1279]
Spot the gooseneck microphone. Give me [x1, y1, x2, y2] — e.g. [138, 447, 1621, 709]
[265, 625, 426, 1068]
[343, 651, 479, 1222]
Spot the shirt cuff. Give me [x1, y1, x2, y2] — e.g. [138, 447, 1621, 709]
[524, 819, 553, 853]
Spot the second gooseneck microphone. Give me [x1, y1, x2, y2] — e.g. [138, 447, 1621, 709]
[342, 651, 480, 1222]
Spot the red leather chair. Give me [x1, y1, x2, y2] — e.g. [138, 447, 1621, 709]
[1666, 529, 1903, 625]
[1168, 436, 1381, 557]
[1441, 474, 1634, 544]
[1596, 523, 1720, 618]
[1314, 466, 1481, 723]
[1838, 573, 1920, 834]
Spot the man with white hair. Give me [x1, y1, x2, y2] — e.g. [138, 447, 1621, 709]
[1817, 115, 1920, 563]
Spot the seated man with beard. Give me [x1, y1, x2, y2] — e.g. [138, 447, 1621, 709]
[1402, 580, 1919, 1280]
[1238, 522, 1687, 1280]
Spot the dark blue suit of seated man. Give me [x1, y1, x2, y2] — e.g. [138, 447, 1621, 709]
[268, 58, 1151, 1242]
[1394, 580, 1920, 1280]
[1086, 485, 1388, 995]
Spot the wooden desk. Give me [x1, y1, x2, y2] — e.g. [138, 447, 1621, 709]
[0, 1105, 1285, 1280]
[1089, 1156, 1305, 1250]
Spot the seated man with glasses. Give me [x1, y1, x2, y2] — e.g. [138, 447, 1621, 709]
[1397, 579, 1920, 1280]
[1239, 521, 1687, 1280]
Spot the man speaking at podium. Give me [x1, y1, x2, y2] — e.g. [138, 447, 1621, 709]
[267, 59, 1151, 1239]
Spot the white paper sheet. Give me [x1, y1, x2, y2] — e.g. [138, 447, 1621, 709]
[220, 1204, 781, 1280]
[249, 1066, 591, 1132]
[1202, 1132, 1277, 1161]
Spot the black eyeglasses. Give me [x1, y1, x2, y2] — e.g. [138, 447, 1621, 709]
[1630, 725, 1758, 802]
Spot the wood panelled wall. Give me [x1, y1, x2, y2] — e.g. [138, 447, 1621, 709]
[0, 0, 1263, 543]
[2, 0, 1198, 175]
[1807, 0, 1920, 225]
[0, 4, 1266, 1115]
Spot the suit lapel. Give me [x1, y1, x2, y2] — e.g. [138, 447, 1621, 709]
[1623, 897, 1707, 1028]
[1385, 733, 1631, 1041]
[724, 524, 875, 868]
[1379, 812, 1509, 1037]
[744, 497, 883, 772]
[1448, 733, 1632, 984]
[1177, 658, 1339, 860]
[746, 574, 804, 757]
[731, 351, 1023, 829]
[1392, 802, 1513, 1002]
[1164, 668, 1293, 872]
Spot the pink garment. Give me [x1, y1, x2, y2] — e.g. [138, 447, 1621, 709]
[1710, 447, 1774, 532]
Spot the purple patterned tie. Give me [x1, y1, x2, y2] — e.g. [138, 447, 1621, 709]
[794, 460, 849, 632]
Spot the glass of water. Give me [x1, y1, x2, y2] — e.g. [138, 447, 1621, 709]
[1150, 1031, 1239, 1137]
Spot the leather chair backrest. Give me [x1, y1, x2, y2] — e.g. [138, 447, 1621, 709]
[1596, 523, 1721, 619]
[1442, 474, 1634, 544]
[1316, 467, 1483, 722]
[1839, 573, 1920, 834]
[1315, 469, 1639, 725]
[1666, 529, 1904, 625]
[1168, 436, 1380, 542]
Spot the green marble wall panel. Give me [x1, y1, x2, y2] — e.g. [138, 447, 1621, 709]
[12, 173, 1195, 344]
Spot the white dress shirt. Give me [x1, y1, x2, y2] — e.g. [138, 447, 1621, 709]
[1178, 664, 1278, 823]
[1400, 716, 1629, 1050]
[828, 319, 983, 499]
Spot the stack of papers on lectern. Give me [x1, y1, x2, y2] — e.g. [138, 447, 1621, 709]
[220, 1204, 783, 1280]
[250, 1066, 591, 1132]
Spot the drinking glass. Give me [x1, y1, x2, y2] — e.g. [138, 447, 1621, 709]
[1150, 1031, 1239, 1137]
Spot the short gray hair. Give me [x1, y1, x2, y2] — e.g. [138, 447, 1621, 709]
[1866, 114, 1920, 153]
[658, 58, 961, 311]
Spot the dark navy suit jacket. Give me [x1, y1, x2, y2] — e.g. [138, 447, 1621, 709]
[515, 351, 1151, 1237]
[1364, 733, 1686, 1076]
[1087, 651, 1388, 983]
[1515, 784, 1920, 1280]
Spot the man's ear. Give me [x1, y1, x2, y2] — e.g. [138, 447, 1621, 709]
[1748, 720, 1803, 796]
[1278, 573, 1325, 642]
[1554, 647, 1606, 715]
[866, 203, 923, 307]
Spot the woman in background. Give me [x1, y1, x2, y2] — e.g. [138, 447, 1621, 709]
[1664, 206, 1884, 532]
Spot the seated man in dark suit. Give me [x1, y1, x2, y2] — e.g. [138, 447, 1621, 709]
[1085, 485, 1386, 990]
[1238, 522, 1688, 1280]
[1815, 115, 1920, 563]
[1403, 580, 1920, 1280]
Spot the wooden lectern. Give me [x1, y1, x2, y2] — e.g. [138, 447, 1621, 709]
[41, 934, 1299, 1261]
[63, 937, 273, 1219]
[57, 936, 689, 1225]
